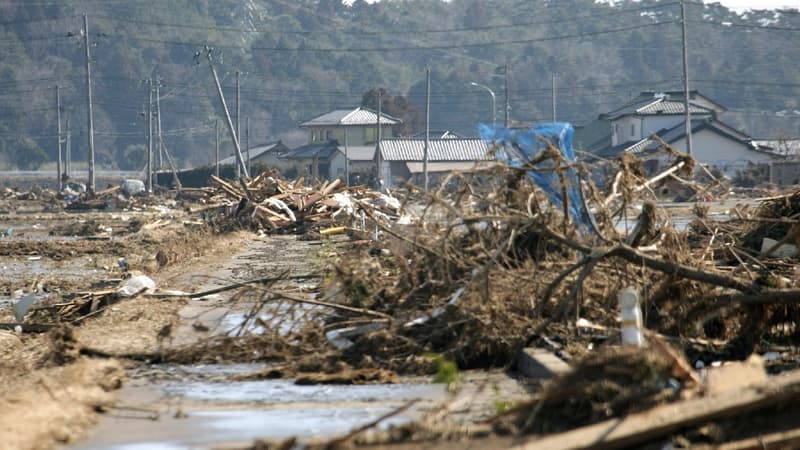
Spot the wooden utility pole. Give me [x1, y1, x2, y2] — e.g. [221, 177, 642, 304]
[147, 78, 153, 193]
[680, 0, 693, 156]
[235, 70, 241, 178]
[205, 48, 249, 179]
[215, 119, 220, 178]
[246, 116, 251, 174]
[56, 85, 62, 191]
[83, 14, 96, 192]
[376, 90, 382, 190]
[65, 118, 71, 177]
[155, 77, 163, 171]
[504, 63, 510, 128]
[424, 68, 430, 191]
[344, 126, 349, 186]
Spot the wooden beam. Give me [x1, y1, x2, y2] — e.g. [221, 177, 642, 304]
[512, 370, 800, 450]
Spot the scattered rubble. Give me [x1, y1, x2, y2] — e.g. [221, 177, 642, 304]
[2, 124, 800, 448]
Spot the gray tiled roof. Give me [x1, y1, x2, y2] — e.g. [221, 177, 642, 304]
[379, 138, 493, 162]
[635, 99, 710, 116]
[603, 96, 713, 121]
[300, 107, 401, 127]
[280, 141, 341, 160]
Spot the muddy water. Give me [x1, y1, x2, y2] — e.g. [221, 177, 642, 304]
[74, 364, 443, 450]
[72, 235, 445, 449]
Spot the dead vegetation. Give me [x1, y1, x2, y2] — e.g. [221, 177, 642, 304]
[4, 127, 800, 448]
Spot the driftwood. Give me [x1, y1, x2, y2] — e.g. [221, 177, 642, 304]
[512, 369, 800, 450]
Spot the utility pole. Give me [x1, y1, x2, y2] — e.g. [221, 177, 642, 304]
[155, 77, 163, 172]
[504, 63, 510, 128]
[65, 118, 71, 177]
[83, 14, 96, 193]
[147, 78, 153, 193]
[344, 126, 349, 186]
[214, 119, 220, 178]
[376, 90, 382, 190]
[552, 73, 557, 122]
[424, 68, 430, 191]
[235, 70, 241, 179]
[681, 0, 693, 156]
[246, 116, 250, 174]
[205, 47, 249, 179]
[56, 85, 62, 191]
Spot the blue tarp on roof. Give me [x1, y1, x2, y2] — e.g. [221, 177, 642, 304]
[479, 123, 594, 231]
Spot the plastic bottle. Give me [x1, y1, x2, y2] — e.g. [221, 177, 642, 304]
[619, 286, 644, 347]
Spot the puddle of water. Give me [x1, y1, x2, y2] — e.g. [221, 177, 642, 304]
[77, 405, 410, 450]
[219, 303, 320, 337]
[164, 378, 443, 404]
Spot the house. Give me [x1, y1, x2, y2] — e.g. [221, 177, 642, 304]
[217, 140, 290, 169]
[376, 137, 495, 188]
[755, 139, 800, 185]
[575, 91, 777, 177]
[299, 106, 401, 146]
[280, 107, 401, 182]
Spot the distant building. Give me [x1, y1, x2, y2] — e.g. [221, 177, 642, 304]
[218, 140, 290, 169]
[280, 107, 401, 182]
[376, 137, 495, 188]
[575, 91, 778, 177]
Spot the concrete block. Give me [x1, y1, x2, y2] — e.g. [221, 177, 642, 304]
[518, 347, 571, 379]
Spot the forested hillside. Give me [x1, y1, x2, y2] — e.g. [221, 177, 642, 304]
[0, 0, 798, 171]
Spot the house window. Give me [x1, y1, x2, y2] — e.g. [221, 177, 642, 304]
[630, 124, 635, 137]
[311, 131, 317, 142]
[326, 130, 334, 141]
[614, 123, 619, 137]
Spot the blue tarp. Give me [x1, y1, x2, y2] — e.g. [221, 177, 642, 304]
[479, 122, 594, 231]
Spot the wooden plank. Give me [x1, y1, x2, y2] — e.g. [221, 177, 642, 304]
[693, 428, 800, 450]
[210, 175, 244, 199]
[512, 370, 800, 450]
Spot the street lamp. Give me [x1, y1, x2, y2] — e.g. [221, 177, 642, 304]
[469, 81, 496, 128]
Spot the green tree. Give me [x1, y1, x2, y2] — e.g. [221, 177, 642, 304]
[15, 138, 46, 170]
[121, 144, 147, 171]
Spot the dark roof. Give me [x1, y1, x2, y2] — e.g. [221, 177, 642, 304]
[574, 119, 613, 152]
[218, 141, 287, 166]
[299, 107, 401, 127]
[280, 141, 341, 160]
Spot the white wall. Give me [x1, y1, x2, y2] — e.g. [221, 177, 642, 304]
[612, 116, 640, 145]
[327, 151, 347, 180]
[660, 129, 773, 177]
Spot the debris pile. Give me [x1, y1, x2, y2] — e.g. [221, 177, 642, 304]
[203, 172, 402, 235]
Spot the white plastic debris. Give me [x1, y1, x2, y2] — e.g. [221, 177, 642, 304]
[618, 286, 644, 347]
[325, 323, 387, 349]
[404, 286, 465, 328]
[117, 275, 156, 297]
[262, 197, 296, 223]
[121, 179, 146, 196]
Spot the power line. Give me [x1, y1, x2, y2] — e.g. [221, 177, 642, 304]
[110, 20, 678, 53]
[91, 3, 680, 37]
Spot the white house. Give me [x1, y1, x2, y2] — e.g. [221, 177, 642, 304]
[576, 91, 777, 177]
[281, 107, 402, 182]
